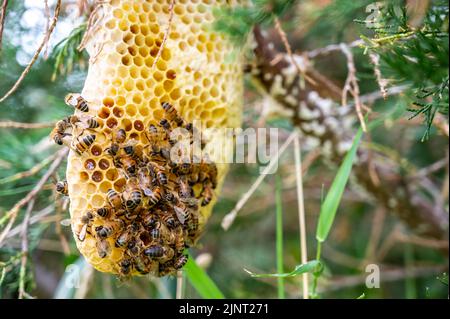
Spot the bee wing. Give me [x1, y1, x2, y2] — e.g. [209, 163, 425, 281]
[173, 206, 186, 225]
[78, 224, 88, 241]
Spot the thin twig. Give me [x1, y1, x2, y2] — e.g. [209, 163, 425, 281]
[0, 0, 8, 51]
[6, 205, 54, 240]
[152, 0, 175, 69]
[43, 0, 50, 59]
[306, 39, 364, 59]
[369, 53, 388, 99]
[18, 198, 36, 299]
[340, 43, 367, 132]
[176, 270, 184, 299]
[221, 132, 297, 231]
[0, 121, 54, 129]
[0, 152, 58, 185]
[78, 0, 109, 51]
[0, 148, 68, 247]
[0, 0, 61, 103]
[274, 17, 316, 86]
[293, 132, 309, 299]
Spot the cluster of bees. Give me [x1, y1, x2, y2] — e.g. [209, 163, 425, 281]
[53, 94, 218, 277]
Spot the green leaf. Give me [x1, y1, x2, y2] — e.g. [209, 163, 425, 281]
[244, 260, 323, 278]
[275, 175, 285, 299]
[316, 127, 363, 242]
[437, 273, 448, 286]
[184, 255, 225, 299]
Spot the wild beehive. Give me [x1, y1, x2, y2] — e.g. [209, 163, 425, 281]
[60, 0, 244, 276]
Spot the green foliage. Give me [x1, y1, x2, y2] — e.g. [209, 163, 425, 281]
[275, 176, 285, 298]
[51, 24, 87, 81]
[213, 0, 296, 44]
[316, 128, 363, 243]
[185, 254, 225, 299]
[361, 0, 449, 140]
[245, 260, 323, 278]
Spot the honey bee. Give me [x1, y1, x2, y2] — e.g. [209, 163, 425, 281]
[164, 190, 177, 204]
[55, 180, 68, 196]
[159, 118, 172, 133]
[117, 155, 137, 176]
[50, 119, 72, 146]
[65, 93, 89, 112]
[115, 128, 127, 144]
[118, 258, 133, 276]
[174, 233, 186, 254]
[173, 254, 189, 270]
[123, 140, 144, 162]
[77, 211, 94, 242]
[144, 245, 174, 262]
[150, 228, 161, 242]
[133, 256, 150, 275]
[124, 188, 142, 211]
[137, 167, 155, 197]
[106, 143, 120, 157]
[86, 117, 100, 129]
[107, 189, 123, 210]
[96, 238, 111, 258]
[143, 214, 159, 228]
[161, 102, 184, 127]
[147, 186, 163, 206]
[160, 211, 178, 229]
[178, 176, 193, 199]
[115, 222, 139, 248]
[95, 219, 123, 238]
[156, 170, 168, 185]
[187, 212, 199, 239]
[96, 206, 112, 218]
[73, 134, 96, 155]
[173, 204, 191, 226]
[158, 262, 174, 277]
[201, 182, 214, 207]
[127, 239, 141, 256]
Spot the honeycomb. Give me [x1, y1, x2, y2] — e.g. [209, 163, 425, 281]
[60, 0, 244, 276]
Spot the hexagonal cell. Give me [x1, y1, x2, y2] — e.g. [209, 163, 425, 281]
[84, 159, 96, 171]
[98, 159, 110, 170]
[106, 169, 119, 181]
[92, 171, 104, 183]
[91, 145, 103, 156]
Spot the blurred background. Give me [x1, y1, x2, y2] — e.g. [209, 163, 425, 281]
[0, 0, 448, 299]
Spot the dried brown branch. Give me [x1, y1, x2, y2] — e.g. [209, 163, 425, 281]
[152, 0, 175, 69]
[0, 152, 58, 185]
[0, 148, 68, 247]
[0, 121, 55, 129]
[305, 39, 364, 59]
[369, 53, 389, 99]
[274, 17, 315, 87]
[340, 43, 367, 132]
[0, 0, 8, 51]
[0, 0, 61, 104]
[78, 0, 110, 51]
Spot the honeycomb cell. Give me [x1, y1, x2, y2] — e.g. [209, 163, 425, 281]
[84, 159, 96, 170]
[91, 145, 103, 156]
[92, 171, 104, 183]
[134, 120, 144, 131]
[106, 169, 119, 181]
[106, 117, 118, 128]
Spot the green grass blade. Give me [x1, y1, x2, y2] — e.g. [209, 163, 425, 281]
[244, 260, 322, 278]
[275, 175, 285, 299]
[316, 128, 363, 243]
[184, 255, 225, 299]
